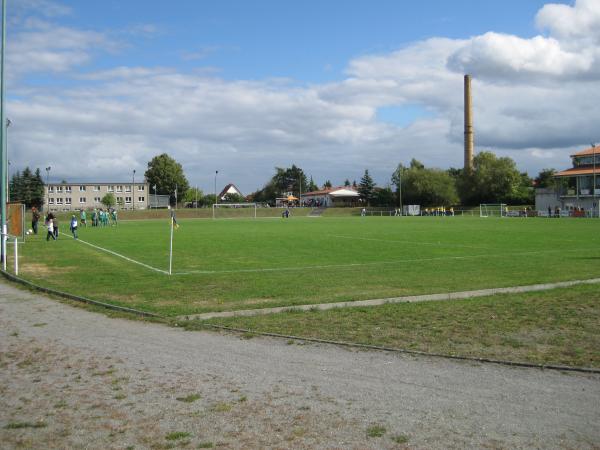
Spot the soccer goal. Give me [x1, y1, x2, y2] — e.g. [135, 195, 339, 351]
[212, 203, 257, 219]
[479, 203, 507, 218]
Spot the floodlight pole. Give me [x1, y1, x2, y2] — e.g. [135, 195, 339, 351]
[132, 169, 136, 211]
[214, 170, 218, 206]
[45, 166, 51, 212]
[593, 143, 597, 218]
[0, 0, 8, 267]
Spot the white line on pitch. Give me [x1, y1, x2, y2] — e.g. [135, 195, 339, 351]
[68, 235, 169, 275]
[172, 247, 590, 275]
[328, 234, 490, 249]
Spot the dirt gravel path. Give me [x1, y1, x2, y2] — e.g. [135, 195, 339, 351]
[1, 282, 599, 449]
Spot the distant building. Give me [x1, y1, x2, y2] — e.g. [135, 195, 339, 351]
[44, 182, 149, 212]
[218, 183, 244, 200]
[535, 146, 599, 216]
[300, 186, 360, 207]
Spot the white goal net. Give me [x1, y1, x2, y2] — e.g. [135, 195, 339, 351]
[479, 203, 507, 218]
[212, 203, 257, 219]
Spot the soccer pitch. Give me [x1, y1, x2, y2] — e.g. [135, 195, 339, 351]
[17, 215, 600, 317]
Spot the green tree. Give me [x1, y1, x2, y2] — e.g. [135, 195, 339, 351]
[392, 161, 459, 206]
[458, 151, 524, 205]
[183, 187, 203, 204]
[322, 180, 332, 189]
[534, 169, 556, 188]
[203, 193, 217, 206]
[250, 165, 308, 203]
[8, 167, 45, 208]
[358, 169, 376, 205]
[308, 176, 319, 192]
[222, 193, 245, 203]
[144, 153, 190, 205]
[101, 193, 116, 209]
[373, 186, 395, 207]
[344, 179, 351, 186]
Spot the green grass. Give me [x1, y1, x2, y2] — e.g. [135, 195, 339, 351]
[197, 284, 600, 368]
[15, 216, 600, 317]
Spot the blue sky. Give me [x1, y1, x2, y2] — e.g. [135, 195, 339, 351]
[7, 0, 600, 194]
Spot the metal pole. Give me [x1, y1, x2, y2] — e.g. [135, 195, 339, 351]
[174, 183, 177, 210]
[593, 144, 597, 218]
[13, 236, 17, 275]
[168, 212, 174, 275]
[399, 170, 403, 216]
[195, 185, 198, 209]
[0, 0, 7, 267]
[132, 169, 136, 211]
[45, 166, 51, 212]
[214, 170, 218, 206]
[299, 172, 302, 207]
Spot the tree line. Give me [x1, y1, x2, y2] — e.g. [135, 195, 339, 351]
[9, 151, 552, 209]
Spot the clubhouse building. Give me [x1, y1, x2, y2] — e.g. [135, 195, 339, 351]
[535, 145, 600, 216]
[44, 181, 150, 212]
[300, 186, 360, 207]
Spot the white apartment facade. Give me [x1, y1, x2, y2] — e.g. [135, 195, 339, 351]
[44, 182, 149, 212]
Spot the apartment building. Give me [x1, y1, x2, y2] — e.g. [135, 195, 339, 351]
[44, 182, 149, 211]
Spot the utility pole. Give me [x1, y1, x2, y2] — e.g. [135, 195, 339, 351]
[132, 169, 136, 211]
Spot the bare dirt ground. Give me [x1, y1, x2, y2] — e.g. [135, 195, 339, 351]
[1, 282, 599, 450]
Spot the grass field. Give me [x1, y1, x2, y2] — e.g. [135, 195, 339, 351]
[15, 215, 600, 317]
[193, 283, 600, 368]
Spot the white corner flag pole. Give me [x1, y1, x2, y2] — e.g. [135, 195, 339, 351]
[168, 212, 174, 275]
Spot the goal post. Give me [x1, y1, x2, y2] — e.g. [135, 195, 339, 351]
[212, 203, 257, 219]
[479, 203, 507, 218]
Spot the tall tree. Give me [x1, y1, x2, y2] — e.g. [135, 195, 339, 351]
[250, 165, 308, 203]
[392, 161, 458, 206]
[457, 151, 524, 205]
[8, 167, 45, 207]
[322, 180, 332, 189]
[358, 169, 376, 205]
[344, 179, 351, 186]
[144, 153, 189, 205]
[534, 169, 557, 188]
[308, 176, 319, 192]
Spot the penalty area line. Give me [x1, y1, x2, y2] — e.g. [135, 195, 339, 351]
[68, 235, 169, 275]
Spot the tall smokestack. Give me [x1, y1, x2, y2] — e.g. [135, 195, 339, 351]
[464, 74, 474, 172]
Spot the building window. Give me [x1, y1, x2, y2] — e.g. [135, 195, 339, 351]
[79, 197, 86, 203]
[125, 196, 132, 204]
[138, 196, 145, 202]
[65, 198, 72, 205]
[94, 185, 100, 191]
[56, 186, 63, 193]
[49, 198, 54, 204]
[125, 186, 131, 193]
[94, 197, 101, 203]
[116, 186, 123, 193]
[56, 198, 63, 205]
[65, 186, 72, 193]
[79, 185, 86, 191]
[48, 186, 54, 193]
[108, 185, 114, 192]
[138, 185, 145, 191]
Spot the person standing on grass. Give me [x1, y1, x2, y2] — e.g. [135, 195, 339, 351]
[80, 209, 87, 227]
[46, 217, 56, 241]
[31, 207, 41, 235]
[53, 215, 59, 239]
[111, 208, 118, 226]
[70, 215, 78, 239]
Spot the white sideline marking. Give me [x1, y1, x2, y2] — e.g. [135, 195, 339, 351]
[172, 247, 590, 276]
[70, 236, 169, 275]
[328, 234, 489, 249]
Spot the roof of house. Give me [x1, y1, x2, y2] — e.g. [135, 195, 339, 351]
[218, 183, 244, 198]
[301, 186, 359, 197]
[555, 167, 599, 177]
[571, 146, 599, 157]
